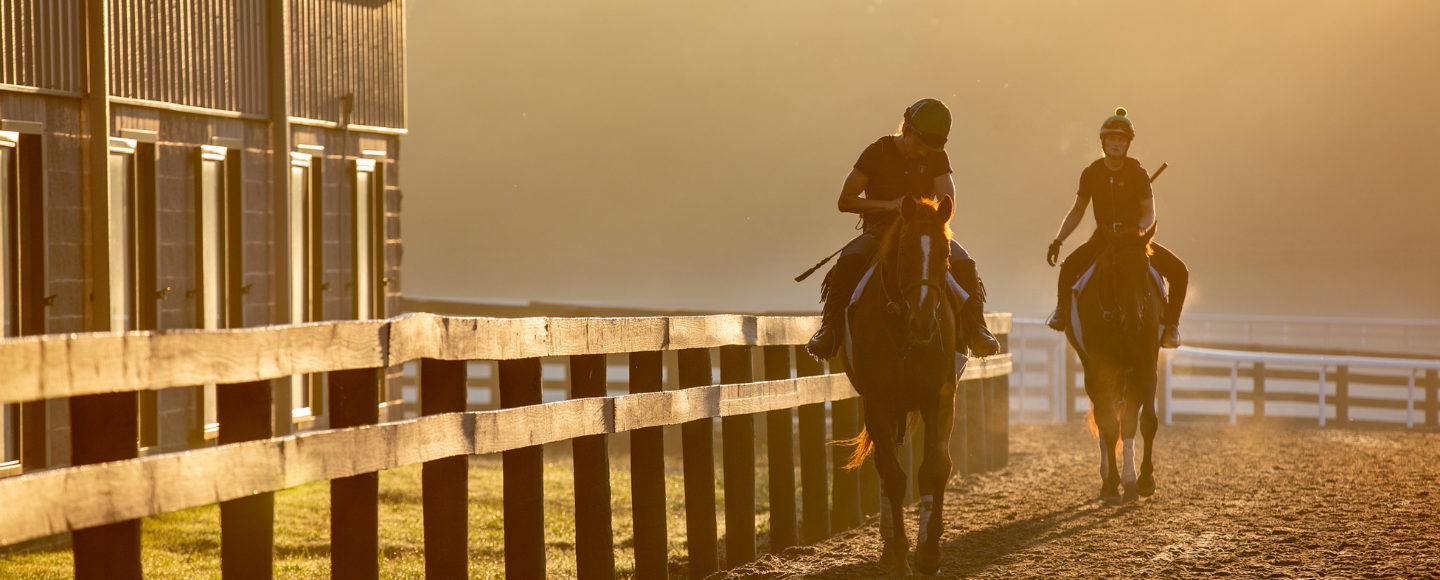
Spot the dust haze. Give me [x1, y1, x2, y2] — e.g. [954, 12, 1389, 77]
[404, 0, 1440, 319]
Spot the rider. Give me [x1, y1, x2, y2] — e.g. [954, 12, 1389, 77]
[806, 98, 1001, 360]
[1044, 107, 1188, 348]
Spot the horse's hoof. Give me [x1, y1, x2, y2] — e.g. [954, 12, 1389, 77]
[1137, 472, 1156, 497]
[915, 542, 942, 575]
[1100, 482, 1123, 505]
[1122, 481, 1140, 504]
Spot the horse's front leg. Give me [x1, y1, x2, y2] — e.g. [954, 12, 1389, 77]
[1086, 365, 1124, 505]
[1119, 390, 1143, 504]
[865, 404, 912, 578]
[1136, 360, 1160, 497]
[913, 379, 957, 575]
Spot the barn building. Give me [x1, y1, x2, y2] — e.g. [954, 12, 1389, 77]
[0, 0, 407, 477]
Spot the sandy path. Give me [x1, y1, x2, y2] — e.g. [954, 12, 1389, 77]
[710, 423, 1440, 579]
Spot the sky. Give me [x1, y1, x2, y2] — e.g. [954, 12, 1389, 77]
[402, 0, 1440, 319]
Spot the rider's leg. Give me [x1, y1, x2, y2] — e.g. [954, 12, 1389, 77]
[948, 240, 999, 357]
[806, 235, 876, 359]
[1049, 237, 1106, 331]
[1149, 242, 1188, 348]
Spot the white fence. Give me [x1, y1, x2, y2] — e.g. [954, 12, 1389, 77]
[1009, 317, 1440, 428]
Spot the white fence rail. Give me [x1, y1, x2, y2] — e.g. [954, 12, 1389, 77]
[1009, 318, 1440, 429]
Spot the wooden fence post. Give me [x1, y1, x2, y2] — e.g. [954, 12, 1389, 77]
[499, 358, 546, 579]
[330, 367, 382, 580]
[218, 380, 275, 580]
[678, 348, 718, 579]
[1253, 362, 1266, 422]
[761, 346, 799, 552]
[948, 378, 969, 477]
[420, 359, 468, 580]
[795, 353, 830, 543]
[571, 358, 609, 566]
[719, 346, 756, 568]
[991, 374, 1009, 470]
[20, 400, 46, 470]
[1427, 369, 1439, 428]
[1335, 365, 1350, 425]
[570, 354, 615, 580]
[965, 379, 987, 474]
[829, 394, 861, 531]
[70, 392, 142, 580]
[628, 351, 668, 580]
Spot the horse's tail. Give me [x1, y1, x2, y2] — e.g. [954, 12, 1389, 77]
[1084, 399, 1127, 454]
[838, 411, 919, 470]
[839, 427, 872, 471]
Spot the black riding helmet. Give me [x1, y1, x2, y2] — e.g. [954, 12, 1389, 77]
[1099, 107, 1135, 140]
[904, 99, 951, 152]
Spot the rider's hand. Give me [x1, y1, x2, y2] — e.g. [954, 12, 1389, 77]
[1046, 240, 1062, 267]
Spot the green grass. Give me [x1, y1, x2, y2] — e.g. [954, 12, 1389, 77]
[1, 447, 789, 579]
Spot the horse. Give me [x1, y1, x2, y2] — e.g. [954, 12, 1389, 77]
[1064, 227, 1164, 505]
[833, 195, 962, 578]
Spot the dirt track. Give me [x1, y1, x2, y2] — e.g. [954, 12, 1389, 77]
[711, 423, 1440, 579]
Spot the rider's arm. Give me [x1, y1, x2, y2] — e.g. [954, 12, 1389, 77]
[1053, 195, 1090, 243]
[1138, 198, 1155, 232]
[933, 172, 956, 203]
[837, 169, 902, 214]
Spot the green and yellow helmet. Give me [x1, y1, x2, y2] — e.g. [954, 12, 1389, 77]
[1099, 107, 1135, 140]
[904, 98, 951, 151]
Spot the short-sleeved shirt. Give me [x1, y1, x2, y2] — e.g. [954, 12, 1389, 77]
[853, 136, 952, 233]
[1077, 157, 1152, 232]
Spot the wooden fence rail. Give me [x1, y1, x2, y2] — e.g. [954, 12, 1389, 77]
[0, 312, 1012, 579]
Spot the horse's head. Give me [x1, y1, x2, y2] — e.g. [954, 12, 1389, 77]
[1105, 226, 1157, 336]
[895, 196, 953, 346]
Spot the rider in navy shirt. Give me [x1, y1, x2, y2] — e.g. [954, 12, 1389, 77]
[1045, 108, 1189, 348]
[806, 99, 1000, 360]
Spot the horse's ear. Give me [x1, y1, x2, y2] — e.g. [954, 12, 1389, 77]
[938, 195, 954, 222]
[901, 196, 917, 222]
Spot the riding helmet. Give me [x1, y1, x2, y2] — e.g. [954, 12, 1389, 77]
[1099, 107, 1135, 140]
[904, 98, 951, 151]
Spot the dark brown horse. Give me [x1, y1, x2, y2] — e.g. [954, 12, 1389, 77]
[1065, 227, 1164, 505]
[835, 196, 960, 577]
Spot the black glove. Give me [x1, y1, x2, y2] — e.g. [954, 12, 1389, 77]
[1047, 240, 1063, 267]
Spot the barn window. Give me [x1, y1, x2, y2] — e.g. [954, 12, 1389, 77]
[196, 145, 228, 438]
[288, 150, 324, 422]
[352, 158, 382, 320]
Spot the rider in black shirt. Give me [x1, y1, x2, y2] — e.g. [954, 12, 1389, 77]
[1045, 108, 1188, 348]
[806, 99, 1000, 360]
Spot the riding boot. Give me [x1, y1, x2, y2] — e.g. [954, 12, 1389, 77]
[806, 255, 867, 360]
[1161, 271, 1187, 349]
[1048, 267, 1077, 332]
[1160, 294, 1184, 348]
[949, 259, 1000, 358]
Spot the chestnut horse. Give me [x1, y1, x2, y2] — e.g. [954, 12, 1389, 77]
[835, 196, 962, 577]
[1065, 227, 1164, 505]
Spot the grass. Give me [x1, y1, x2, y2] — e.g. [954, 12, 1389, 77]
[1, 440, 797, 579]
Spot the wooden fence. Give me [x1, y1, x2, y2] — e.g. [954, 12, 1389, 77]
[0, 311, 1012, 579]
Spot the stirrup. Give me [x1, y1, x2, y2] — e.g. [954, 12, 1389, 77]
[1046, 309, 1067, 332]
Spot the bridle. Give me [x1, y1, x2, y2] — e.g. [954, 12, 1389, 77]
[876, 228, 949, 351]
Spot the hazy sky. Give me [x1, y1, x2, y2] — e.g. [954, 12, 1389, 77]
[404, 0, 1440, 319]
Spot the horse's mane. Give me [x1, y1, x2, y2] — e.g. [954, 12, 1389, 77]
[868, 197, 953, 270]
